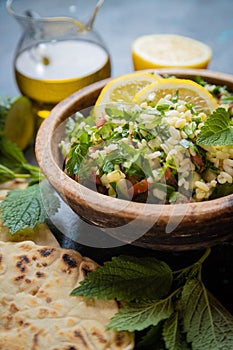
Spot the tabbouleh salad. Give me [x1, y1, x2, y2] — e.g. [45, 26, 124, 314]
[60, 76, 233, 204]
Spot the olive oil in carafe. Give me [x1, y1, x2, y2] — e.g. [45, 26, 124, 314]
[15, 39, 111, 124]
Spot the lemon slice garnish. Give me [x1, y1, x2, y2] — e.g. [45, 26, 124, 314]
[94, 71, 161, 120]
[132, 34, 212, 70]
[134, 78, 218, 114]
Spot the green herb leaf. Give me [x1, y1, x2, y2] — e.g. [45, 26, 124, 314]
[0, 137, 27, 166]
[0, 97, 14, 137]
[156, 104, 171, 112]
[171, 90, 179, 103]
[136, 324, 165, 349]
[196, 108, 233, 146]
[0, 164, 16, 183]
[210, 182, 233, 199]
[105, 107, 125, 118]
[105, 107, 139, 122]
[98, 122, 116, 140]
[179, 279, 233, 350]
[163, 312, 190, 350]
[22, 163, 44, 182]
[0, 137, 43, 183]
[0, 182, 60, 233]
[107, 297, 173, 332]
[65, 142, 90, 175]
[221, 96, 233, 103]
[195, 75, 206, 87]
[71, 255, 173, 301]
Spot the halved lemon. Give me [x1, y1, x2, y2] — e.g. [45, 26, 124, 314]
[132, 34, 212, 70]
[0, 96, 34, 150]
[134, 78, 218, 114]
[94, 71, 161, 120]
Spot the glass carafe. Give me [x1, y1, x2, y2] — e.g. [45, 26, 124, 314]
[6, 0, 111, 128]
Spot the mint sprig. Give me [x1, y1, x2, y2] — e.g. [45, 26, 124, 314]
[107, 296, 174, 332]
[136, 324, 165, 349]
[163, 312, 190, 350]
[71, 255, 173, 301]
[71, 250, 233, 349]
[0, 137, 60, 233]
[196, 107, 233, 146]
[0, 137, 42, 183]
[179, 279, 233, 349]
[0, 183, 59, 233]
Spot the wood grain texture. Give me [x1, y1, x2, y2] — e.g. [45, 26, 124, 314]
[35, 69, 233, 251]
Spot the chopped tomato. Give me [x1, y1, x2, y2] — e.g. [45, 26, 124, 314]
[96, 114, 106, 128]
[163, 168, 177, 186]
[130, 179, 149, 196]
[191, 153, 204, 172]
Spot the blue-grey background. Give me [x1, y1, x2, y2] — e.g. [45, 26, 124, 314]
[0, 0, 233, 97]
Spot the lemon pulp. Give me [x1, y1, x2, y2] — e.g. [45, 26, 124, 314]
[94, 71, 161, 119]
[134, 78, 218, 114]
[132, 34, 212, 70]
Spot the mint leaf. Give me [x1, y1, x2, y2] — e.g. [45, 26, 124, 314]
[179, 279, 233, 350]
[0, 138, 43, 183]
[0, 164, 16, 183]
[196, 108, 233, 146]
[0, 182, 60, 233]
[0, 137, 26, 165]
[136, 324, 165, 349]
[163, 312, 190, 350]
[107, 297, 173, 332]
[71, 255, 173, 301]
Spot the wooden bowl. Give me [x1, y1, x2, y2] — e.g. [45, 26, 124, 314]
[36, 69, 233, 251]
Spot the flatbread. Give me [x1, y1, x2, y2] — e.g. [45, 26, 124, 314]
[0, 180, 59, 247]
[0, 179, 28, 194]
[0, 221, 60, 247]
[0, 241, 134, 350]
